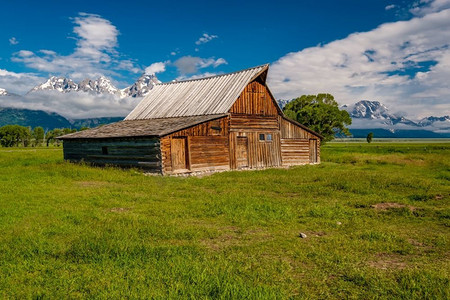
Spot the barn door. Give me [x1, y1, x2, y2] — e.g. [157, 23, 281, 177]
[171, 137, 189, 171]
[236, 137, 249, 168]
[309, 139, 317, 163]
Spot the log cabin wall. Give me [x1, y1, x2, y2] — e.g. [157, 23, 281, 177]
[279, 117, 321, 165]
[160, 117, 230, 174]
[62, 138, 162, 172]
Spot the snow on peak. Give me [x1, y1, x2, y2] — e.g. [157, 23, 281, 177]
[121, 73, 160, 98]
[29, 74, 160, 98]
[0, 88, 9, 96]
[31, 76, 78, 93]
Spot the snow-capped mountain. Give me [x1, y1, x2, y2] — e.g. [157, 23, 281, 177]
[0, 88, 10, 96]
[29, 74, 159, 98]
[277, 98, 449, 137]
[341, 100, 417, 127]
[78, 76, 121, 96]
[121, 74, 160, 98]
[30, 76, 78, 93]
[0, 88, 19, 97]
[418, 116, 450, 127]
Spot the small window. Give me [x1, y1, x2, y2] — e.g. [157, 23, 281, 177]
[266, 134, 273, 141]
[102, 146, 108, 155]
[259, 134, 265, 141]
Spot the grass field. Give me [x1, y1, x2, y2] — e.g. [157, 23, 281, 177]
[0, 143, 449, 299]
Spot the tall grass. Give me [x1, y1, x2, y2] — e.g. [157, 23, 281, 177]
[0, 143, 449, 298]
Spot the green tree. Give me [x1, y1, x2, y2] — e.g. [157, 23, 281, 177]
[366, 132, 373, 143]
[0, 125, 31, 147]
[33, 127, 45, 146]
[283, 93, 352, 142]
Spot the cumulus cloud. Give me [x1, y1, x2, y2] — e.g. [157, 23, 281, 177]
[174, 56, 227, 74]
[145, 62, 167, 75]
[0, 69, 44, 95]
[0, 91, 140, 119]
[410, 0, 450, 16]
[195, 33, 218, 45]
[11, 13, 141, 80]
[9, 37, 19, 45]
[268, 6, 450, 118]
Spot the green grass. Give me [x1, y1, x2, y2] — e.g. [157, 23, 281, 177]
[0, 143, 449, 299]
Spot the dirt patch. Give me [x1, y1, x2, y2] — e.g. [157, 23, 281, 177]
[109, 207, 131, 213]
[371, 202, 416, 211]
[368, 253, 408, 270]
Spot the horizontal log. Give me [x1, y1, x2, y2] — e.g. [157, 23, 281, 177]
[87, 154, 160, 161]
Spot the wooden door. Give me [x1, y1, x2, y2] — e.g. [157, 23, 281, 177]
[171, 137, 189, 171]
[309, 139, 317, 163]
[236, 137, 249, 168]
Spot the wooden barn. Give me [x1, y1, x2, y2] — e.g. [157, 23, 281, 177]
[59, 64, 322, 175]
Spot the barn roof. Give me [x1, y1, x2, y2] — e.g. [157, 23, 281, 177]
[125, 64, 269, 120]
[58, 114, 227, 140]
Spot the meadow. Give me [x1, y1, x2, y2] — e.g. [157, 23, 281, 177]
[0, 142, 449, 299]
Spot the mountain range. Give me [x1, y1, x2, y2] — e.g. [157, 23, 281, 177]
[1, 76, 449, 138]
[279, 99, 449, 138]
[29, 73, 160, 98]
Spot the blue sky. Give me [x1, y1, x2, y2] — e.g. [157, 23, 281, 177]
[1, 0, 449, 118]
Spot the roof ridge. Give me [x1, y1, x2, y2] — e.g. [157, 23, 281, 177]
[157, 64, 269, 86]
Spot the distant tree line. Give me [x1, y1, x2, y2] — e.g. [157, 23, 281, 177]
[0, 125, 88, 147]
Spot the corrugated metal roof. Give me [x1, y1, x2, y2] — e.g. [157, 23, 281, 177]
[125, 64, 269, 120]
[58, 114, 228, 139]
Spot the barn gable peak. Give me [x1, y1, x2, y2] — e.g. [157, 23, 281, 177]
[125, 64, 270, 120]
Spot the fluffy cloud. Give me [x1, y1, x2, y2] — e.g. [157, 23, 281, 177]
[195, 33, 218, 45]
[9, 37, 19, 45]
[0, 91, 140, 119]
[410, 0, 450, 16]
[145, 62, 167, 75]
[174, 56, 227, 74]
[0, 69, 44, 95]
[11, 13, 141, 80]
[268, 7, 450, 118]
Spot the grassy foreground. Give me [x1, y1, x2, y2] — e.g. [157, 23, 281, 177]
[0, 143, 449, 299]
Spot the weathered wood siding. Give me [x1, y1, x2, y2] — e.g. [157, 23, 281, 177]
[160, 117, 230, 174]
[279, 117, 321, 165]
[228, 113, 281, 169]
[229, 81, 279, 116]
[63, 138, 162, 172]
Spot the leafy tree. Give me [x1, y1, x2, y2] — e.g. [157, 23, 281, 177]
[366, 132, 373, 143]
[0, 125, 31, 147]
[33, 127, 45, 146]
[46, 128, 76, 146]
[283, 93, 352, 142]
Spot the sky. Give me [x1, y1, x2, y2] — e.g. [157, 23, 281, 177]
[0, 0, 449, 119]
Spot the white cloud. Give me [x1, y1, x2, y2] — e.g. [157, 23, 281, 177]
[268, 7, 450, 118]
[195, 33, 218, 45]
[410, 0, 450, 16]
[385, 4, 396, 10]
[0, 69, 44, 94]
[0, 91, 140, 119]
[11, 13, 141, 80]
[174, 56, 227, 74]
[9, 37, 19, 45]
[144, 62, 167, 75]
